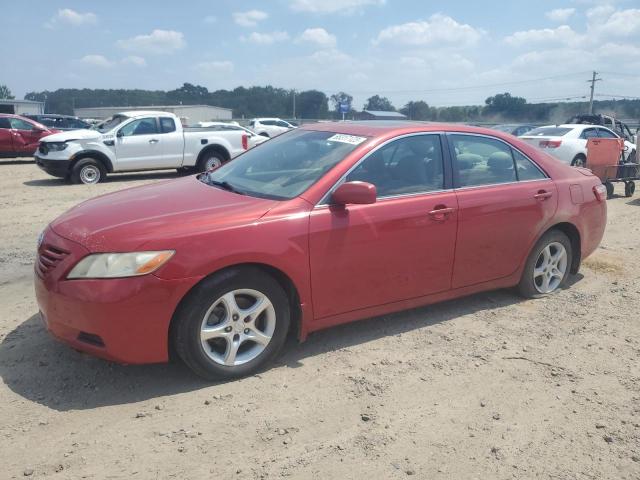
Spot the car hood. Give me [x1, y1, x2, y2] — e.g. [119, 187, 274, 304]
[42, 129, 102, 142]
[50, 176, 278, 252]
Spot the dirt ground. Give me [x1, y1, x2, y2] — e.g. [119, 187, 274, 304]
[0, 159, 639, 480]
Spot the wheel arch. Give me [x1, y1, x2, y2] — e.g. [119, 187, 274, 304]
[197, 144, 231, 167]
[167, 262, 303, 360]
[71, 150, 114, 173]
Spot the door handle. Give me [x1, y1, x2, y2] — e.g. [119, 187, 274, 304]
[428, 206, 456, 221]
[534, 191, 553, 200]
[149, 139, 159, 144]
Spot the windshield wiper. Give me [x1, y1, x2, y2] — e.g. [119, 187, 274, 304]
[207, 178, 246, 195]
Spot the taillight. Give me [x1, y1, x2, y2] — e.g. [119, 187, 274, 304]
[593, 184, 607, 202]
[539, 139, 562, 148]
[241, 134, 248, 150]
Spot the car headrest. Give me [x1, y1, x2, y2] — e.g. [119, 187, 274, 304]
[487, 151, 513, 170]
[457, 153, 483, 170]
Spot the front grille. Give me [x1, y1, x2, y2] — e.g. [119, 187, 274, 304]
[38, 143, 48, 155]
[36, 244, 70, 276]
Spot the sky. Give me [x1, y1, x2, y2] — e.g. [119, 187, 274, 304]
[2, 0, 639, 110]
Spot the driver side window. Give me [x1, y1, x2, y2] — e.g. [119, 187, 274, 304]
[119, 118, 158, 137]
[346, 135, 444, 197]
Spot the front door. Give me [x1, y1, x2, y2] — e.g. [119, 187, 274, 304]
[309, 133, 458, 319]
[9, 117, 43, 155]
[448, 133, 558, 288]
[114, 117, 162, 170]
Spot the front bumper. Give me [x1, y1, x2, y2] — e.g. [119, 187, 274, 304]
[34, 228, 200, 364]
[35, 155, 71, 178]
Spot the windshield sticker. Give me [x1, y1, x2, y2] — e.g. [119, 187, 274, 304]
[327, 134, 367, 145]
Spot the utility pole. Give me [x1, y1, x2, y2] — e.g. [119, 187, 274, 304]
[588, 71, 602, 114]
[292, 89, 296, 119]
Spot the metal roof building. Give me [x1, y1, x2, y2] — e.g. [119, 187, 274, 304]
[74, 104, 232, 123]
[358, 110, 408, 120]
[0, 99, 45, 115]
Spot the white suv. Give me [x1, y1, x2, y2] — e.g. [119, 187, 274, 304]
[248, 118, 296, 138]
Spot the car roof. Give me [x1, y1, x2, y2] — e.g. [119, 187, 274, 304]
[118, 110, 175, 118]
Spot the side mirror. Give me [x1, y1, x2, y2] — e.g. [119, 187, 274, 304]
[332, 181, 377, 205]
[33, 127, 45, 133]
[116, 130, 124, 138]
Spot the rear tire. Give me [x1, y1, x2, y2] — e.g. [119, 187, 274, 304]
[173, 267, 290, 381]
[625, 181, 635, 198]
[70, 158, 106, 185]
[517, 230, 573, 299]
[571, 154, 586, 168]
[197, 151, 225, 172]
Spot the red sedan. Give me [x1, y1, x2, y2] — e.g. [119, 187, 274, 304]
[0, 114, 59, 158]
[35, 122, 607, 380]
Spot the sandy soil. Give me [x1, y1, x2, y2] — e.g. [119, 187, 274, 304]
[1, 160, 639, 479]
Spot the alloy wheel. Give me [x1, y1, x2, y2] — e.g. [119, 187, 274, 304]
[200, 289, 276, 366]
[533, 242, 568, 294]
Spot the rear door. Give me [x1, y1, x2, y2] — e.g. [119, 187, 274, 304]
[309, 133, 458, 319]
[448, 133, 557, 288]
[114, 117, 162, 170]
[0, 117, 14, 155]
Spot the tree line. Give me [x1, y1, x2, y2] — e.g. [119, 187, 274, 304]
[2, 83, 638, 123]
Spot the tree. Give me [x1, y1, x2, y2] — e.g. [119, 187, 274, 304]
[484, 92, 527, 119]
[400, 101, 432, 120]
[166, 83, 210, 105]
[364, 95, 394, 111]
[329, 91, 353, 115]
[0, 84, 14, 100]
[296, 90, 329, 119]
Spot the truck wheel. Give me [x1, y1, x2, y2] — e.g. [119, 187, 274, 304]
[70, 158, 106, 185]
[571, 154, 586, 168]
[625, 181, 635, 198]
[173, 267, 290, 380]
[198, 152, 225, 172]
[605, 182, 614, 199]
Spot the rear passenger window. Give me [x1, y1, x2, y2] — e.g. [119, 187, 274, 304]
[451, 135, 516, 187]
[513, 150, 546, 181]
[0, 118, 11, 129]
[160, 117, 176, 133]
[346, 134, 444, 197]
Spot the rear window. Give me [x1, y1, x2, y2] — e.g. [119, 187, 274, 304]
[525, 127, 572, 137]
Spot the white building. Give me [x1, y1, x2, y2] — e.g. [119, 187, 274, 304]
[0, 99, 45, 115]
[74, 104, 232, 124]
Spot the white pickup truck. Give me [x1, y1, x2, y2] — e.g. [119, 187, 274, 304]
[34, 111, 249, 184]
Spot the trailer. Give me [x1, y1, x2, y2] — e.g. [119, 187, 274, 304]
[586, 137, 639, 198]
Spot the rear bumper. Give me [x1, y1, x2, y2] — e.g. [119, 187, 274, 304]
[34, 228, 201, 364]
[34, 155, 71, 178]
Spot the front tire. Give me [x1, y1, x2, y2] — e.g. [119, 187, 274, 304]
[173, 267, 290, 381]
[518, 230, 573, 299]
[70, 158, 106, 185]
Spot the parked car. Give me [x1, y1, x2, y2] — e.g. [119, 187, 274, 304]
[520, 124, 637, 166]
[0, 114, 59, 158]
[491, 124, 536, 136]
[34, 111, 250, 184]
[197, 121, 268, 148]
[566, 113, 638, 144]
[25, 114, 91, 131]
[248, 118, 296, 137]
[35, 122, 607, 380]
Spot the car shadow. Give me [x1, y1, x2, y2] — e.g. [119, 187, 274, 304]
[0, 277, 583, 412]
[22, 170, 184, 187]
[1, 159, 34, 165]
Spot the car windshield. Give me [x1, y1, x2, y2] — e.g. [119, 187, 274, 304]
[199, 129, 367, 200]
[93, 115, 128, 133]
[525, 127, 572, 137]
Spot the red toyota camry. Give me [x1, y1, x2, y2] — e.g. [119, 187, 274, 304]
[35, 122, 607, 380]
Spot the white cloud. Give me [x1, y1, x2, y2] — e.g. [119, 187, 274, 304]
[290, 0, 385, 14]
[122, 55, 147, 67]
[505, 25, 584, 47]
[233, 10, 268, 27]
[46, 8, 97, 28]
[374, 14, 484, 47]
[195, 61, 234, 74]
[545, 8, 575, 22]
[592, 8, 640, 37]
[79, 55, 114, 68]
[242, 31, 290, 45]
[297, 28, 337, 47]
[116, 30, 186, 55]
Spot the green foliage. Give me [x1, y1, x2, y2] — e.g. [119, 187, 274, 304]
[364, 95, 395, 112]
[484, 92, 527, 119]
[400, 101, 433, 120]
[0, 84, 14, 100]
[329, 92, 354, 115]
[296, 90, 329, 119]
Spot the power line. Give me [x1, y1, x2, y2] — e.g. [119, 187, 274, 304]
[595, 93, 640, 100]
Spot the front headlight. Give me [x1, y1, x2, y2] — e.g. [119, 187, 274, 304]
[46, 142, 68, 151]
[67, 251, 175, 279]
